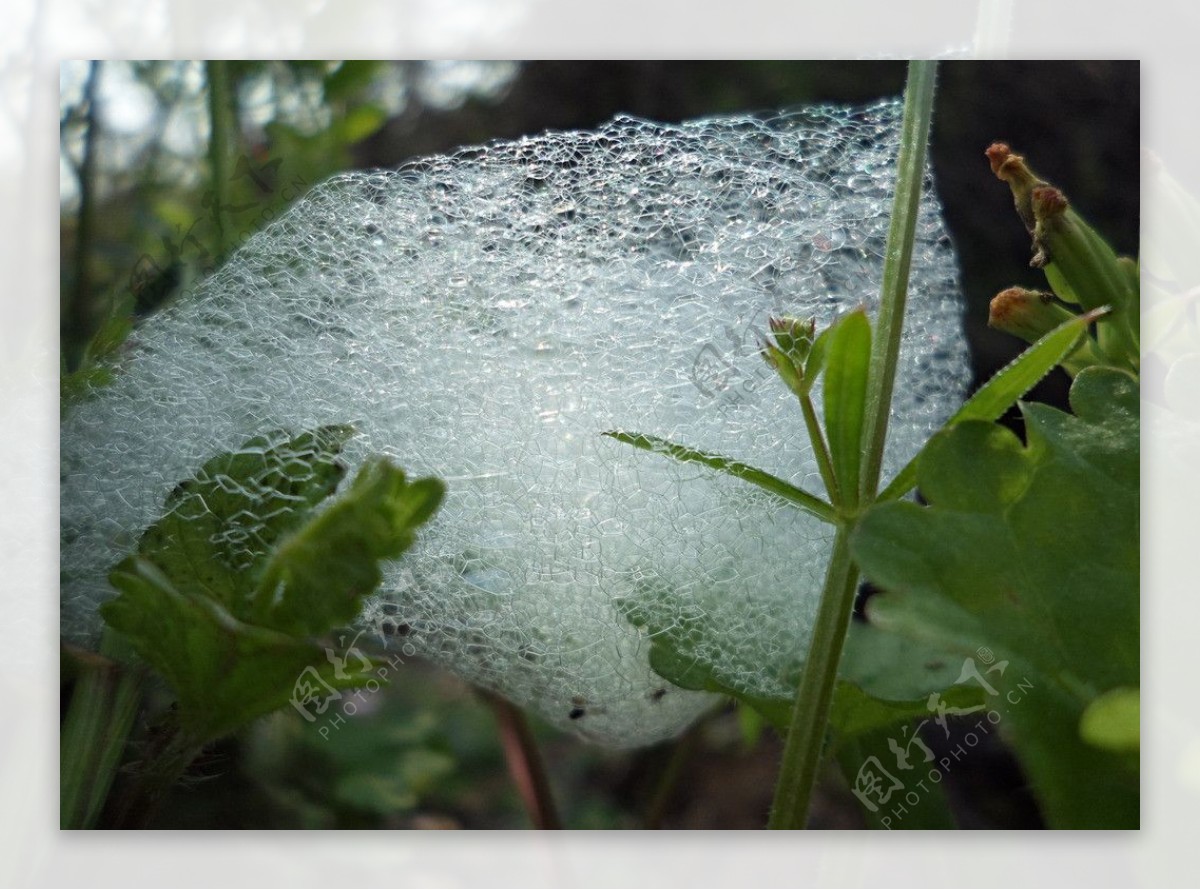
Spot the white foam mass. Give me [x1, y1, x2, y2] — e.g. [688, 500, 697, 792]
[60, 100, 969, 746]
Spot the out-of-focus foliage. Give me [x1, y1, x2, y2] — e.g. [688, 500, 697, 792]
[59, 61, 517, 375]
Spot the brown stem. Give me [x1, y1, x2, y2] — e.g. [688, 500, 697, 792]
[479, 689, 562, 829]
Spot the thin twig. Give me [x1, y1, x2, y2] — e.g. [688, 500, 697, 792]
[480, 689, 563, 829]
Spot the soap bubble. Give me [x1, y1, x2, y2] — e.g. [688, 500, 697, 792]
[61, 99, 968, 746]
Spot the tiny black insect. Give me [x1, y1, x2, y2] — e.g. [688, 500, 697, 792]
[568, 707, 586, 720]
[649, 687, 667, 702]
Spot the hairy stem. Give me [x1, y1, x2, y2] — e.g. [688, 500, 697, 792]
[768, 59, 938, 830]
[767, 524, 858, 828]
[858, 59, 938, 502]
[799, 392, 841, 506]
[644, 721, 703, 829]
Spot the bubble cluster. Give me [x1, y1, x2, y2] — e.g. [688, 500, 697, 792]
[61, 99, 968, 746]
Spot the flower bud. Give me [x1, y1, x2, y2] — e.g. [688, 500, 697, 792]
[769, 315, 817, 364]
[988, 287, 1103, 377]
[988, 145, 1139, 372]
[1031, 186, 1138, 368]
[986, 142, 1047, 236]
[762, 316, 818, 397]
[989, 287, 1076, 343]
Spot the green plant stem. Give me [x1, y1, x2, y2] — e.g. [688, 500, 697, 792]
[206, 60, 234, 260]
[858, 59, 938, 503]
[767, 59, 938, 830]
[60, 639, 142, 829]
[799, 392, 841, 505]
[767, 524, 859, 828]
[481, 690, 563, 829]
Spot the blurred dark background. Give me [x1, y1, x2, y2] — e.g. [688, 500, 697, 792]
[59, 60, 1139, 828]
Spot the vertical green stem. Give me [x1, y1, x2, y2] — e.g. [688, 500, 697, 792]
[60, 643, 142, 829]
[799, 393, 841, 505]
[205, 60, 234, 260]
[767, 524, 858, 828]
[859, 59, 938, 502]
[768, 60, 939, 830]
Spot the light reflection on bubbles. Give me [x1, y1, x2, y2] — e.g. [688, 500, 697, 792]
[60, 99, 969, 747]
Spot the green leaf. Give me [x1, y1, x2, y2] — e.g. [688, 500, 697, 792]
[615, 587, 794, 729]
[100, 428, 444, 741]
[839, 620, 989, 704]
[332, 745, 456, 816]
[602, 430, 836, 523]
[323, 61, 384, 102]
[247, 703, 459, 825]
[736, 702, 767, 749]
[851, 367, 1139, 828]
[828, 679, 982, 741]
[131, 426, 353, 617]
[1042, 262, 1082, 306]
[821, 309, 871, 508]
[804, 327, 832, 386]
[618, 588, 984, 742]
[836, 730, 958, 829]
[832, 622, 987, 745]
[61, 291, 136, 410]
[1079, 686, 1139, 753]
[878, 309, 1102, 502]
[252, 457, 445, 637]
[333, 104, 386, 144]
[103, 558, 374, 741]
